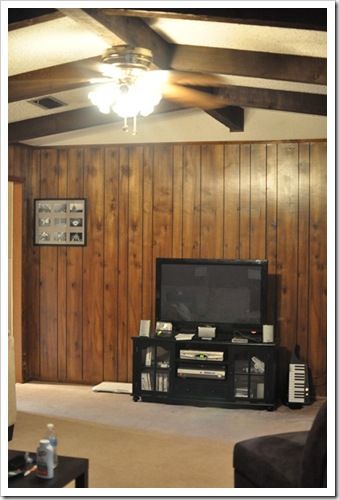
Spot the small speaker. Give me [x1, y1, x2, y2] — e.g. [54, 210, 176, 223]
[263, 324, 274, 343]
[139, 320, 151, 337]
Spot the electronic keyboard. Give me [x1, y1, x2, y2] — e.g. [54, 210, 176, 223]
[288, 345, 311, 408]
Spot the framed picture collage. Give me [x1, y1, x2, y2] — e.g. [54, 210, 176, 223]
[34, 199, 86, 246]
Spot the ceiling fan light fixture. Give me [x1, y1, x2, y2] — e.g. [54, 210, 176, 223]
[88, 46, 166, 134]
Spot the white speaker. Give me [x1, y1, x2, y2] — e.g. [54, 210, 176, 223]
[263, 324, 274, 343]
[139, 319, 151, 337]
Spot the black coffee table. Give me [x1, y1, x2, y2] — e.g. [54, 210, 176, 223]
[8, 450, 89, 488]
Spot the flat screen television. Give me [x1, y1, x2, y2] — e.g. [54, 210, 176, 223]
[155, 258, 268, 338]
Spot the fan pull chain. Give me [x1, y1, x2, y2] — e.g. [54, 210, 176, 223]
[123, 117, 128, 132]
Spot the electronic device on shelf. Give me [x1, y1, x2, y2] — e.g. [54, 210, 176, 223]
[179, 350, 224, 361]
[155, 258, 268, 341]
[177, 367, 226, 379]
[155, 321, 173, 337]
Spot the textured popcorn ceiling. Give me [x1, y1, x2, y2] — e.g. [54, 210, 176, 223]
[147, 18, 327, 57]
[9, 17, 112, 76]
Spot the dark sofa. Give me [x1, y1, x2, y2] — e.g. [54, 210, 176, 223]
[233, 401, 327, 488]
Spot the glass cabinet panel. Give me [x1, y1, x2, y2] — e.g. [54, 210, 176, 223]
[140, 344, 170, 393]
[234, 353, 266, 400]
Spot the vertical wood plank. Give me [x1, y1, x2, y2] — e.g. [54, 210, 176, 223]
[276, 143, 299, 351]
[172, 145, 183, 257]
[182, 145, 201, 258]
[266, 143, 278, 325]
[201, 144, 224, 258]
[308, 142, 327, 396]
[224, 144, 240, 258]
[127, 146, 143, 380]
[24, 149, 41, 379]
[239, 144, 251, 259]
[12, 183, 23, 382]
[297, 143, 310, 360]
[83, 147, 104, 383]
[142, 146, 154, 324]
[250, 144, 267, 259]
[153, 144, 173, 259]
[103, 147, 120, 381]
[66, 148, 84, 382]
[117, 146, 129, 381]
[39, 149, 59, 380]
[57, 150, 68, 381]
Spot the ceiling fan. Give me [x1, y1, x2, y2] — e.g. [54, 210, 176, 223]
[86, 45, 226, 134]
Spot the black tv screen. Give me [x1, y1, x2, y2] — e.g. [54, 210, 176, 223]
[156, 258, 268, 335]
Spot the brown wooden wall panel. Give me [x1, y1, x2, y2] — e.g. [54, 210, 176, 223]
[250, 144, 267, 259]
[201, 144, 224, 258]
[66, 148, 84, 382]
[182, 145, 201, 258]
[224, 144, 240, 259]
[56, 150, 68, 382]
[266, 144, 278, 324]
[8, 140, 327, 396]
[239, 144, 251, 259]
[308, 142, 327, 395]
[82, 148, 104, 382]
[117, 147, 129, 381]
[141, 146, 154, 322]
[103, 147, 119, 382]
[127, 146, 144, 380]
[39, 150, 59, 380]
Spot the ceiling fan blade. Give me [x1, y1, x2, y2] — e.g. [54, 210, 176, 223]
[162, 83, 227, 110]
[9, 57, 106, 102]
[166, 70, 226, 87]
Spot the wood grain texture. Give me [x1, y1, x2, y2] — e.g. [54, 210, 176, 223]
[308, 142, 327, 394]
[39, 150, 59, 380]
[103, 147, 119, 382]
[9, 141, 327, 395]
[66, 148, 84, 382]
[82, 148, 104, 383]
[201, 144, 224, 258]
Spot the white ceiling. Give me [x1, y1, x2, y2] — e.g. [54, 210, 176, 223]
[7, 10, 328, 145]
[147, 17, 327, 57]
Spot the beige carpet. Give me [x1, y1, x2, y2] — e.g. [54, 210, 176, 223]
[10, 411, 234, 489]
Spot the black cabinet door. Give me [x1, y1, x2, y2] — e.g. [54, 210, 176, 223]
[133, 338, 173, 395]
[231, 346, 276, 404]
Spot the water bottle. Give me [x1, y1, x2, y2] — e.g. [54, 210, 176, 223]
[36, 439, 54, 479]
[45, 423, 58, 468]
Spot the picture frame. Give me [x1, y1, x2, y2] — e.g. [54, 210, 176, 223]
[34, 198, 87, 246]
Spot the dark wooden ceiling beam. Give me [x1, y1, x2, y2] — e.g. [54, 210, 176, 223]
[8, 45, 326, 103]
[8, 8, 327, 31]
[8, 10, 64, 31]
[172, 45, 326, 85]
[99, 8, 327, 31]
[214, 85, 326, 115]
[8, 83, 326, 143]
[8, 101, 182, 143]
[206, 106, 244, 132]
[9, 57, 102, 103]
[58, 8, 174, 68]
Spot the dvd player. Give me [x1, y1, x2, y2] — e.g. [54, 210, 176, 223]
[177, 367, 226, 379]
[179, 350, 224, 361]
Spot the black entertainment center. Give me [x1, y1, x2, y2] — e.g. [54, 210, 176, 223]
[132, 258, 278, 410]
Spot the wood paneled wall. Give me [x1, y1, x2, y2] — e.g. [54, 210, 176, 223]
[8, 141, 327, 396]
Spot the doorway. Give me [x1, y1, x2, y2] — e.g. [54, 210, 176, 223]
[8, 180, 23, 383]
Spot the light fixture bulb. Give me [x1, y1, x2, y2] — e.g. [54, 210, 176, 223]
[88, 47, 169, 134]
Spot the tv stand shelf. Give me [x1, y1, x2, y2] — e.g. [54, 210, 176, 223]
[132, 336, 277, 410]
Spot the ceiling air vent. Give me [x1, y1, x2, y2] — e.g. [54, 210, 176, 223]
[29, 96, 66, 110]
